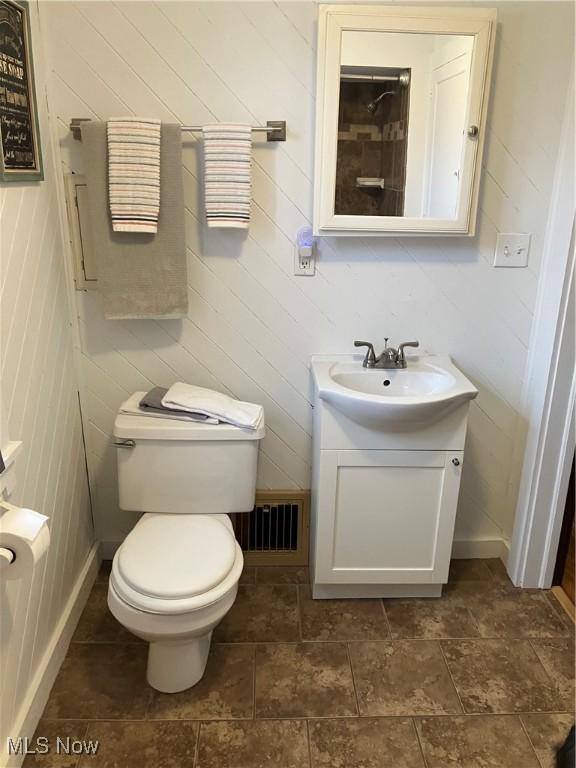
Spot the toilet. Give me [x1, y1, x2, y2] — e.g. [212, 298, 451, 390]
[107, 396, 264, 693]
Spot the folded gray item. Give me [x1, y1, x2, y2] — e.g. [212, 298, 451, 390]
[81, 121, 188, 320]
[118, 392, 218, 423]
[139, 386, 213, 421]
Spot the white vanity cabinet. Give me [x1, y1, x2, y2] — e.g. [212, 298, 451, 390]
[310, 355, 477, 598]
[313, 448, 463, 597]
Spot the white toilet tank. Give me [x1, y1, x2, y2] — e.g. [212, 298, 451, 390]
[114, 399, 265, 515]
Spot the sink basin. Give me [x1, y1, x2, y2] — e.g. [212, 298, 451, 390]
[312, 354, 478, 428]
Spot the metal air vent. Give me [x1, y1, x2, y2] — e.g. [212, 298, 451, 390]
[230, 491, 310, 566]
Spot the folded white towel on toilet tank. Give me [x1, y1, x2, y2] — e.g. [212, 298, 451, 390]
[161, 382, 264, 430]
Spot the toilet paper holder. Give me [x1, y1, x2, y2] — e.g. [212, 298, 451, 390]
[0, 546, 16, 571]
[0, 502, 50, 581]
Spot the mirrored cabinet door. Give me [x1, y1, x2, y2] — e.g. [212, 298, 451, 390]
[313, 5, 497, 236]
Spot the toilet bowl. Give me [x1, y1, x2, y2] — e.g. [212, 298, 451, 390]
[108, 513, 243, 692]
[109, 392, 264, 693]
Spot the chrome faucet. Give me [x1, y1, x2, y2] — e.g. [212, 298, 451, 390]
[354, 338, 419, 369]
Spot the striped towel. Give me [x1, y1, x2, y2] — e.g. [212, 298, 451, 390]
[202, 123, 252, 228]
[107, 118, 161, 233]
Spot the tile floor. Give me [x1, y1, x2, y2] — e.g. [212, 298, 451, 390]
[27, 560, 574, 767]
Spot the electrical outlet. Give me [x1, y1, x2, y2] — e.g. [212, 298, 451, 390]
[294, 244, 315, 276]
[493, 233, 531, 267]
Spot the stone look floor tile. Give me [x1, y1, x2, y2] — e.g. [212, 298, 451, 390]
[146, 644, 255, 720]
[441, 580, 495, 604]
[43, 644, 151, 720]
[415, 715, 541, 767]
[465, 585, 571, 638]
[521, 713, 576, 768]
[23, 721, 89, 767]
[238, 566, 256, 584]
[384, 597, 480, 640]
[544, 592, 575, 636]
[73, 584, 139, 643]
[299, 585, 389, 641]
[308, 717, 425, 768]
[256, 566, 309, 584]
[214, 585, 299, 642]
[531, 638, 576, 711]
[448, 559, 494, 582]
[196, 720, 310, 768]
[78, 721, 198, 767]
[255, 642, 357, 718]
[484, 558, 514, 585]
[348, 641, 462, 716]
[31, 559, 575, 768]
[442, 639, 566, 713]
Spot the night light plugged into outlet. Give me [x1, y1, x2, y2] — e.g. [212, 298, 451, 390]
[294, 226, 316, 276]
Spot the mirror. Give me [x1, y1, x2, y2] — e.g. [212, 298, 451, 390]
[337, 32, 474, 220]
[314, 6, 497, 236]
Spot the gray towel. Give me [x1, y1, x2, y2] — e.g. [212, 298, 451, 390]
[139, 386, 170, 410]
[82, 122, 188, 319]
[139, 386, 212, 422]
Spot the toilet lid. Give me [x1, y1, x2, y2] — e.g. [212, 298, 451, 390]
[117, 515, 237, 599]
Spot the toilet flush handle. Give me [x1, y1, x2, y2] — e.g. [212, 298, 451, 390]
[113, 439, 136, 449]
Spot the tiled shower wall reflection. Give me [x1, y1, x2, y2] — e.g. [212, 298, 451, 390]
[335, 80, 409, 216]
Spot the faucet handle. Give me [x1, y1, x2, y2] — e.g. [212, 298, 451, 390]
[354, 340, 376, 367]
[397, 340, 419, 362]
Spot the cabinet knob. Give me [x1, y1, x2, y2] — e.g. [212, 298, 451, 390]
[452, 458, 460, 466]
[467, 125, 479, 138]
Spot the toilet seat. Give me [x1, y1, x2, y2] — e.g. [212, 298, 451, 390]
[111, 513, 243, 615]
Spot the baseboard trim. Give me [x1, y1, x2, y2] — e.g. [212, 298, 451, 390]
[2, 543, 100, 768]
[451, 537, 507, 559]
[499, 537, 511, 565]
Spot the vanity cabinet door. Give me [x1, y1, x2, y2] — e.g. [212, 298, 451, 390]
[314, 449, 463, 584]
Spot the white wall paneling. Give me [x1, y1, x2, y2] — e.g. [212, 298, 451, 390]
[41, 1, 574, 550]
[0, 1, 95, 761]
[509, 76, 575, 588]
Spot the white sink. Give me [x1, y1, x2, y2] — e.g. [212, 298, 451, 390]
[312, 354, 478, 428]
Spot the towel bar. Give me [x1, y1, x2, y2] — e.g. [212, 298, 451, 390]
[70, 118, 286, 142]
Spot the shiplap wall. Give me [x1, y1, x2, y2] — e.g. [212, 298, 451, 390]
[0, 1, 94, 754]
[42, 1, 573, 549]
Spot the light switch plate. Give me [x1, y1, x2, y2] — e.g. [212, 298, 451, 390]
[493, 233, 531, 267]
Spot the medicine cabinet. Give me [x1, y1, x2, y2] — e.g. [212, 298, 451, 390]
[313, 5, 496, 236]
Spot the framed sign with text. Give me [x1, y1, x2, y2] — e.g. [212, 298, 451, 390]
[0, 0, 43, 181]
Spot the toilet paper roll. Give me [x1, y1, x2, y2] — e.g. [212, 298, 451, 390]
[0, 502, 50, 581]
